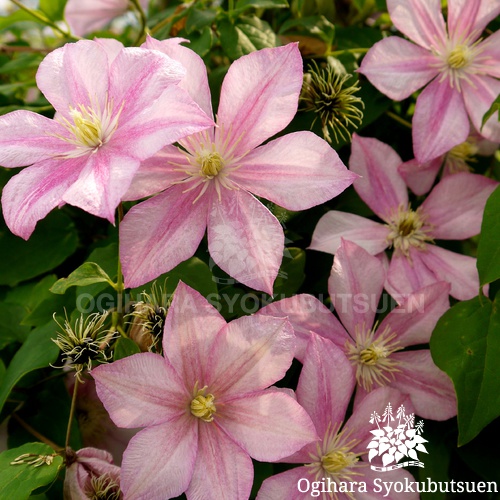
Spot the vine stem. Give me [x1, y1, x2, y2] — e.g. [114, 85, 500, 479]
[328, 47, 370, 57]
[12, 413, 62, 452]
[386, 111, 412, 129]
[65, 377, 79, 450]
[130, 0, 149, 46]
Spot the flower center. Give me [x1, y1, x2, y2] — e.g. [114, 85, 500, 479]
[190, 385, 216, 422]
[345, 323, 402, 391]
[447, 44, 471, 69]
[86, 473, 122, 500]
[198, 151, 224, 178]
[307, 423, 364, 499]
[57, 97, 123, 158]
[385, 205, 433, 256]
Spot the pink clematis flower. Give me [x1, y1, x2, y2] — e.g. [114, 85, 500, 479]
[358, 0, 500, 163]
[119, 38, 356, 293]
[310, 134, 498, 300]
[65, 0, 149, 37]
[64, 447, 121, 499]
[259, 240, 457, 421]
[92, 282, 317, 500]
[0, 38, 213, 239]
[257, 334, 419, 500]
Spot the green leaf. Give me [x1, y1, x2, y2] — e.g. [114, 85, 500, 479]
[477, 185, 500, 286]
[0, 54, 42, 74]
[273, 248, 306, 297]
[185, 26, 213, 57]
[0, 322, 59, 414]
[279, 15, 335, 46]
[0, 443, 62, 500]
[113, 337, 141, 361]
[0, 10, 40, 31]
[50, 262, 115, 294]
[235, 0, 288, 10]
[481, 94, 500, 129]
[218, 15, 276, 60]
[0, 302, 31, 348]
[430, 295, 500, 445]
[185, 8, 217, 33]
[0, 210, 78, 287]
[39, 0, 67, 21]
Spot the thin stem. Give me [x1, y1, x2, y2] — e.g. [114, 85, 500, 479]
[130, 0, 149, 46]
[228, 0, 234, 12]
[12, 413, 62, 452]
[9, 0, 78, 40]
[0, 44, 50, 54]
[386, 111, 412, 129]
[65, 377, 79, 450]
[328, 47, 370, 57]
[116, 203, 125, 316]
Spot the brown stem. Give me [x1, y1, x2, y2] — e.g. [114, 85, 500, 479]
[12, 413, 62, 452]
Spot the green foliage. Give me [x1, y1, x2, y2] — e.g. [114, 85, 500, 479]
[273, 247, 306, 297]
[0, 443, 63, 500]
[113, 337, 141, 360]
[477, 185, 500, 286]
[481, 94, 500, 129]
[50, 263, 116, 294]
[430, 294, 500, 446]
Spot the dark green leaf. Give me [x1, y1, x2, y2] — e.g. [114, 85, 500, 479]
[185, 8, 217, 33]
[185, 26, 213, 57]
[0, 302, 31, 348]
[279, 15, 334, 46]
[113, 337, 141, 361]
[0, 322, 59, 414]
[51, 263, 115, 294]
[477, 185, 500, 286]
[235, 0, 288, 11]
[430, 295, 500, 445]
[273, 248, 306, 297]
[0, 54, 42, 74]
[0, 210, 78, 287]
[481, 94, 500, 129]
[0, 443, 62, 500]
[0, 10, 40, 31]
[39, 0, 67, 21]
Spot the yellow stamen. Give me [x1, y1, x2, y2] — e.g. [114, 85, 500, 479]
[199, 151, 224, 178]
[190, 385, 216, 422]
[447, 44, 471, 69]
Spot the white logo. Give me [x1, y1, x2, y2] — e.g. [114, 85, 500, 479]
[367, 403, 428, 471]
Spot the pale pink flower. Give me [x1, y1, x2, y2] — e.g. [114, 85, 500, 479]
[259, 240, 457, 421]
[257, 334, 418, 500]
[399, 130, 499, 195]
[0, 38, 213, 239]
[92, 282, 317, 500]
[65, 0, 149, 37]
[64, 447, 121, 499]
[119, 38, 356, 293]
[310, 134, 498, 300]
[358, 0, 500, 163]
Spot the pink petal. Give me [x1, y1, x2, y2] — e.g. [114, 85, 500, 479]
[297, 335, 355, 437]
[186, 423, 253, 500]
[142, 36, 214, 120]
[1, 156, 83, 239]
[477, 31, 500, 78]
[360, 467, 420, 500]
[207, 189, 284, 294]
[329, 240, 386, 337]
[208, 315, 295, 397]
[163, 282, 226, 388]
[413, 79, 470, 163]
[36, 40, 110, 118]
[349, 134, 408, 221]
[92, 352, 186, 428]
[62, 148, 140, 222]
[398, 157, 442, 196]
[0, 111, 70, 167]
[358, 37, 439, 100]
[64, 0, 130, 36]
[447, 0, 500, 43]
[257, 294, 349, 361]
[392, 350, 457, 420]
[257, 466, 311, 500]
[378, 281, 450, 347]
[462, 74, 500, 143]
[421, 172, 498, 239]
[309, 210, 390, 256]
[94, 37, 124, 65]
[123, 145, 189, 201]
[112, 84, 213, 161]
[217, 44, 302, 156]
[217, 390, 317, 461]
[120, 184, 208, 288]
[387, 0, 446, 50]
[232, 131, 356, 211]
[121, 416, 198, 499]
[419, 246, 480, 300]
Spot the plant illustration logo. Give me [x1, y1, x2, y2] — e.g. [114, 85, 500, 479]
[367, 403, 428, 471]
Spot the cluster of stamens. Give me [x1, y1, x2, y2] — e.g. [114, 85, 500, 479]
[190, 383, 216, 422]
[345, 323, 402, 391]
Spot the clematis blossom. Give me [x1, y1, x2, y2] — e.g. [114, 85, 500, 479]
[257, 334, 419, 500]
[358, 0, 500, 163]
[259, 240, 457, 421]
[310, 134, 498, 300]
[92, 282, 317, 500]
[119, 38, 356, 293]
[0, 38, 213, 239]
[65, 0, 149, 37]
